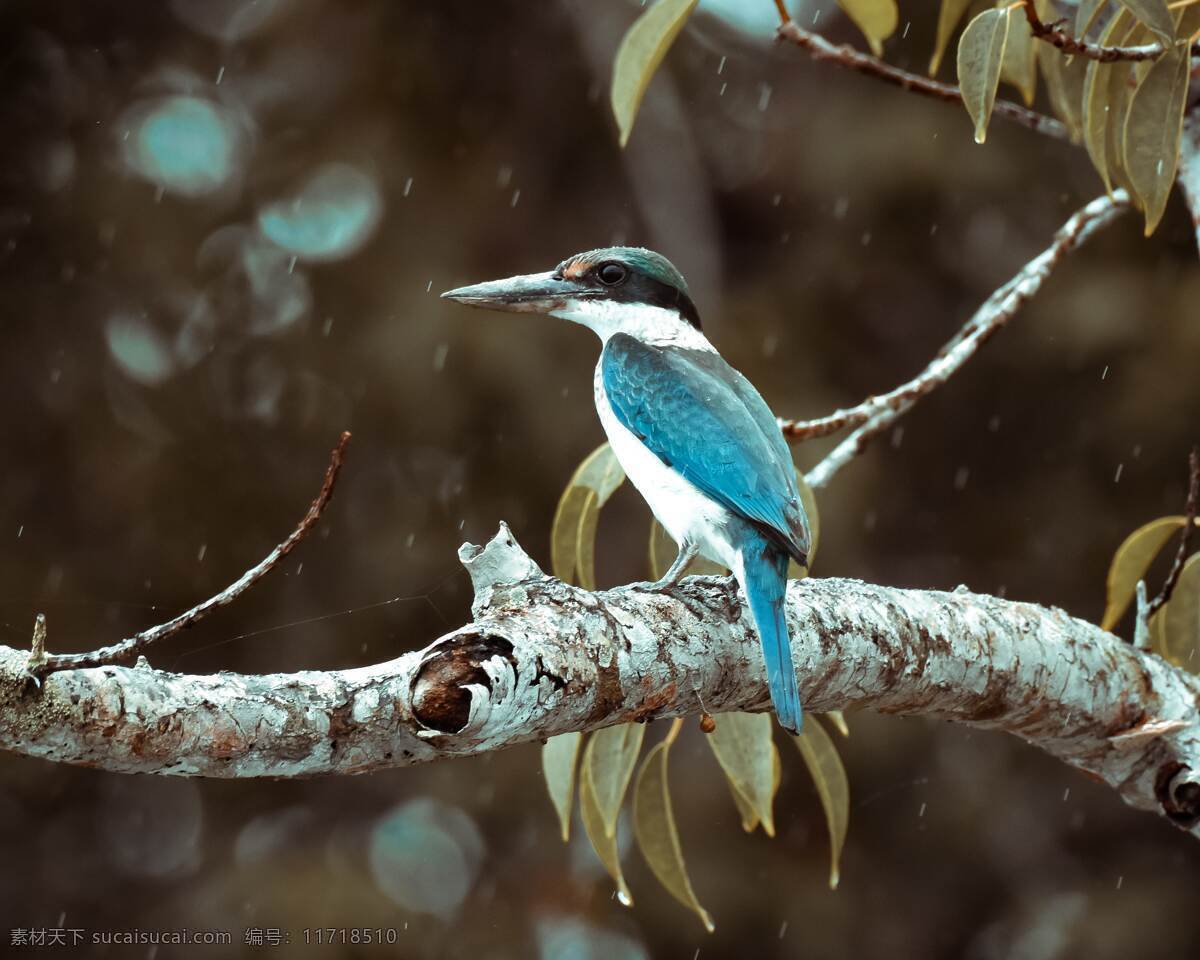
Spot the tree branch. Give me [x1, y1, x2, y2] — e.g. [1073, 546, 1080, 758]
[1180, 93, 1200, 256]
[796, 191, 1130, 488]
[774, 20, 1069, 142]
[1020, 1, 1183, 63]
[2, 525, 1199, 836]
[28, 431, 351, 676]
[1148, 447, 1200, 618]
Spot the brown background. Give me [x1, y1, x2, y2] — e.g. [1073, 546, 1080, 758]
[1, 1, 1198, 957]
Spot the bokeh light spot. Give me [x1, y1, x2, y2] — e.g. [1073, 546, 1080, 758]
[124, 96, 236, 196]
[257, 163, 382, 262]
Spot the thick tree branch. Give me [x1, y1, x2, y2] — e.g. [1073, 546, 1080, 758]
[796, 191, 1130, 488]
[774, 21, 1069, 142]
[2, 526, 1199, 838]
[28, 432, 351, 676]
[1181, 93, 1200, 255]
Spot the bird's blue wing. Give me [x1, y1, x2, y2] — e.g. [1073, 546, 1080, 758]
[601, 333, 810, 563]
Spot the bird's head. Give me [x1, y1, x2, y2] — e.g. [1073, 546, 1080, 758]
[441, 246, 701, 341]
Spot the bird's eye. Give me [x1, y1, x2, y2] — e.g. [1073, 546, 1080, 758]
[597, 262, 627, 286]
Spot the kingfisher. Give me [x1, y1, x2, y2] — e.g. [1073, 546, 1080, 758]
[442, 247, 811, 732]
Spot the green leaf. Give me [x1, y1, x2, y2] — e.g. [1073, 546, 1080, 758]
[930, 0, 975, 75]
[826, 710, 850, 737]
[1123, 46, 1191, 235]
[1035, 0, 1087, 142]
[633, 719, 715, 932]
[585, 723, 646, 838]
[542, 732, 582, 842]
[1101, 515, 1190, 630]
[836, 0, 899, 58]
[705, 712, 779, 837]
[1076, 0, 1109, 36]
[794, 718, 850, 890]
[1112, 0, 1175, 41]
[580, 741, 634, 905]
[611, 0, 699, 148]
[1083, 9, 1133, 192]
[1163, 554, 1200, 671]
[551, 442, 626, 588]
[1000, 1, 1038, 107]
[957, 8, 1012, 144]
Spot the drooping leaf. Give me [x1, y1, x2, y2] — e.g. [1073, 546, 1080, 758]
[836, 0, 899, 58]
[585, 722, 646, 838]
[1083, 9, 1133, 192]
[1123, 46, 1191, 235]
[794, 718, 850, 890]
[611, 0, 700, 148]
[648, 519, 726, 582]
[1179, 2, 1200, 41]
[580, 741, 634, 905]
[1101, 43, 1140, 196]
[551, 442, 626, 588]
[1035, 0, 1087, 142]
[1101, 515, 1189, 630]
[1163, 554, 1200, 671]
[1000, 1, 1038, 107]
[957, 8, 1012, 144]
[1112, 0, 1175, 40]
[1076, 0, 1109, 36]
[542, 732, 582, 842]
[930, 0, 975, 75]
[796, 468, 821, 570]
[633, 719, 715, 932]
[826, 710, 850, 737]
[705, 711, 779, 837]
[727, 774, 761, 832]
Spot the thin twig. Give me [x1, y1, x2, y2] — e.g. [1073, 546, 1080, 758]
[1147, 447, 1200, 619]
[800, 192, 1130, 489]
[33, 431, 352, 675]
[1021, 1, 1174, 62]
[775, 21, 1069, 142]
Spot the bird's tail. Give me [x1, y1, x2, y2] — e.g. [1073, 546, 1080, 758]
[737, 538, 802, 734]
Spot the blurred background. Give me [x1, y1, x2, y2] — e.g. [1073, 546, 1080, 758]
[1, 0, 1198, 957]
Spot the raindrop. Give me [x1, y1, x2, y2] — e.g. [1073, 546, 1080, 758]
[1114, 463, 1123, 483]
[717, 55, 726, 75]
[258, 163, 383, 262]
[718, 82, 728, 97]
[954, 466, 970, 490]
[433, 343, 450, 372]
[757, 83, 772, 112]
[197, 543, 207, 562]
[510, 188, 521, 208]
[403, 177, 413, 197]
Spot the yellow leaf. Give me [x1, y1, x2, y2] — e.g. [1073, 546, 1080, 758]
[611, 0, 699, 148]
[930, 0, 976, 75]
[1000, 0, 1038, 106]
[580, 742, 634, 906]
[1123, 46, 1191, 235]
[1083, 9, 1133, 192]
[1163, 554, 1200, 671]
[727, 774, 761, 832]
[1076, 0, 1109, 36]
[794, 718, 850, 890]
[1035, 0, 1088, 142]
[585, 723, 646, 838]
[957, 8, 1012, 144]
[647, 518, 727, 581]
[1113, 0, 1176, 40]
[1149, 605, 1169, 659]
[542, 732, 582, 842]
[796, 468, 821, 572]
[836, 0, 899, 58]
[550, 442, 626, 587]
[633, 719, 715, 932]
[1101, 515, 1188, 630]
[826, 710, 850, 737]
[704, 712, 779, 837]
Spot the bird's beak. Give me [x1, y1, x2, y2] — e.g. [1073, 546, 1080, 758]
[440, 270, 587, 314]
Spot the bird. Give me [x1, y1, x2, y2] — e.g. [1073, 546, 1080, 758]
[442, 247, 811, 733]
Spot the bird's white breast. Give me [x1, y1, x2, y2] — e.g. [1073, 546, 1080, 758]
[593, 363, 737, 568]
